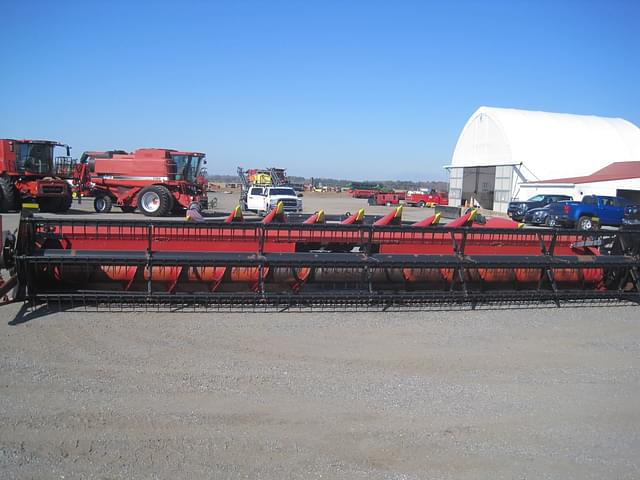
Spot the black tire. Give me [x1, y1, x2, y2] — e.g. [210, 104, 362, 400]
[0, 176, 18, 212]
[57, 192, 73, 212]
[94, 195, 113, 213]
[544, 216, 556, 228]
[120, 204, 136, 213]
[577, 215, 596, 231]
[172, 205, 186, 215]
[38, 197, 59, 213]
[138, 185, 174, 217]
[417, 201, 426, 208]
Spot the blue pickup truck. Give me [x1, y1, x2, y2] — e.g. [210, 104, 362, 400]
[547, 195, 632, 230]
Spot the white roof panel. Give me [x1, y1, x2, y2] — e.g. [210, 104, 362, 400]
[451, 106, 640, 181]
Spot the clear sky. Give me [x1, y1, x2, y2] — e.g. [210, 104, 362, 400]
[1, 0, 638, 181]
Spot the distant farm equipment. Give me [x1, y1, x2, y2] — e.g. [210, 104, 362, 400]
[348, 182, 388, 199]
[405, 190, 448, 207]
[368, 191, 406, 206]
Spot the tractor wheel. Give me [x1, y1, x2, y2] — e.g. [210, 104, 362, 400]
[120, 204, 136, 213]
[577, 216, 596, 231]
[56, 192, 73, 213]
[0, 176, 18, 213]
[138, 185, 174, 217]
[94, 196, 113, 213]
[417, 201, 426, 208]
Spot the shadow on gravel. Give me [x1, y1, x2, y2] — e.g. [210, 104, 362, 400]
[5, 296, 638, 323]
[8, 303, 52, 326]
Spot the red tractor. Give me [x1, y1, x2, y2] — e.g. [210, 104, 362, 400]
[0, 139, 74, 213]
[74, 148, 208, 216]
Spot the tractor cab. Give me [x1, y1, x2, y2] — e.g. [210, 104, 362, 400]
[170, 151, 206, 183]
[11, 140, 71, 176]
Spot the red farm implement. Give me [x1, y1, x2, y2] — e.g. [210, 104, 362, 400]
[0, 139, 74, 213]
[73, 148, 208, 216]
[4, 206, 639, 311]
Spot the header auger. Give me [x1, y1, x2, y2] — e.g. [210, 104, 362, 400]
[2, 205, 640, 311]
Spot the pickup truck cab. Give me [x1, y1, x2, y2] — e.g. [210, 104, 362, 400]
[547, 195, 631, 230]
[507, 194, 572, 221]
[244, 186, 302, 215]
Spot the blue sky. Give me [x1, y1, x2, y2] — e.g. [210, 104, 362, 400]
[1, 0, 638, 181]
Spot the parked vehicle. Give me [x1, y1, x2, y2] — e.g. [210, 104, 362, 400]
[368, 192, 405, 206]
[0, 139, 74, 212]
[348, 182, 387, 199]
[507, 194, 572, 221]
[244, 186, 302, 215]
[523, 204, 553, 226]
[622, 204, 640, 226]
[237, 166, 299, 211]
[546, 195, 632, 230]
[405, 190, 448, 207]
[74, 148, 208, 216]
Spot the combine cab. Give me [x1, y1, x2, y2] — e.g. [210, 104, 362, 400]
[74, 148, 208, 216]
[0, 139, 74, 213]
[3, 206, 639, 311]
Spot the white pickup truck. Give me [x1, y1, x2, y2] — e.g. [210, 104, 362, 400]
[243, 186, 303, 215]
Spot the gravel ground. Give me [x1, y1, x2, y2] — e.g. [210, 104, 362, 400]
[0, 304, 639, 479]
[0, 195, 639, 479]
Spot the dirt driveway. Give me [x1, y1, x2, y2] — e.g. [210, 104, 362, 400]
[1, 301, 639, 479]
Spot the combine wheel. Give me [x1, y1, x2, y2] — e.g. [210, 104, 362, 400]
[39, 197, 62, 213]
[57, 193, 73, 212]
[0, 176, 18, 212]
[577, 216, 596, 231]
[139, 185, 174, 217]
[94, 196, 113, 213]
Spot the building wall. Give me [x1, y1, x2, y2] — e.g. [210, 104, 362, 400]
[448, 165, 517, 212]
[518, 178, 640, 201]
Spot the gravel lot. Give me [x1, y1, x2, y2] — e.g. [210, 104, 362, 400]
[1, 194, 639, 479]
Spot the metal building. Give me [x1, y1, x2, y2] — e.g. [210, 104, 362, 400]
[447, 106, 640, 212]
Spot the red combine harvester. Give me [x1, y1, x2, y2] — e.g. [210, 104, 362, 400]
[1, 205, 638, 311]
[0, 139, 74, 213]
[74, 148, 208, 216]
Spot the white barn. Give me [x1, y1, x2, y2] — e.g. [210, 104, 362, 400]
[447, 106, 640, 212]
